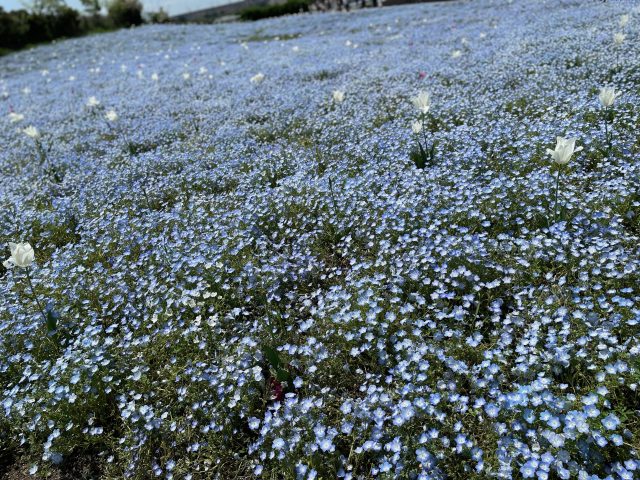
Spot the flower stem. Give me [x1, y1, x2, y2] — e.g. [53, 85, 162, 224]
[421, 113, 429, 151]
[603, 109, 610, 156]
[553, 169, 561, 222]
[25, 269, 48, 326]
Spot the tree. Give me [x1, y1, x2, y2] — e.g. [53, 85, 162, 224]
[107, 0, 143, 27]
[147, 7, 169, 24]
[80, 0, 102, 15]
[28, 0, 67, 15]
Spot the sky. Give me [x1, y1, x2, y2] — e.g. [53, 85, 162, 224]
[0, 0, 233, 16]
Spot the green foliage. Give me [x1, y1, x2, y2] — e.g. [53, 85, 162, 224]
[0, 5, 82, 50]
[107, 0, 143, 28]
[147, 8, 170, 24]
[240, 0, 312, 22]
[79, 0, 102, 15]
[410, 140, 437, 170]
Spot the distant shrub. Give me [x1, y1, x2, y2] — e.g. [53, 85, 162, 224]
[0, 8, 29, 50]
[0, 6, 81, 51]
[107, 0, 143, 28]
[240, 0, 312, 21]
[147, 8, 170, 24]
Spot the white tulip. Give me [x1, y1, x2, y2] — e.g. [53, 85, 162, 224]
[614, 32, 625, 45]
[411, 91, 431, 114]
[598, 86, 621, 108]
[619, 14, 630, 28]
[451, 50, 463, 58]
[3, 242, 34, 269]
[151, 73, 159, 82]
[23, 126, 40, 139]
[411, 120, 423, 134]
[250, 73, 265, 84]
[105, 109, 119, 122]
[8, 112, 24, 123]
[86, 96, 100, 108]
[332, 90, 345, 103]
[182, 72, 191, 80]
[547, 136, 583, 165]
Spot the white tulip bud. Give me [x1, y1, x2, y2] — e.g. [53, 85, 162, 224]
[619, 14, 630, 28]
[411, 120, 423, 134]
[598, 86, 621, 108]
[332, 90, 345, 103]
[250, 73, 265, 84]
[614, 32, 625, 45]
[23, 126, 40, 139]
[547, 136, 583, 166]
[105, 109, 119, 122]
[86, 96, 100, 108]
[411, 91, 431, 114]
[8, 112, 24, 123]
[3, 242, 35, 269]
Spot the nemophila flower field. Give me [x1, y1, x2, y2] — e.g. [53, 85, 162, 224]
[1, 0, 640, 478]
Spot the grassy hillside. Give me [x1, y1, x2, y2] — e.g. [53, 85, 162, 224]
[0, 1, 639, 478]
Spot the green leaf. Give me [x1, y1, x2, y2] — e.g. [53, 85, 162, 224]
[264, 346, 281, 369]
[275, 368, 292, 383]
[45, 309, 57, 333]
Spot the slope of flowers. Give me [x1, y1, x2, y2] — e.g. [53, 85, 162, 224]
[1, 0, 639, 478]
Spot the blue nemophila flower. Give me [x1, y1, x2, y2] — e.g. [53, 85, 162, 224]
[601, 414, 621, 431]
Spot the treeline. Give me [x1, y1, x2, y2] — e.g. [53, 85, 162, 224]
[239, 0, 313, 21]
[0, 0, 167, 54]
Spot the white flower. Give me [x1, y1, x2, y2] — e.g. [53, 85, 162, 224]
[292, 46, 300, 52]
[199, 66, 208, 75]
[105, 109, 119, 122]
[613, 32, 625, 45]
[451, 50, 463, 58]
[182, 72, 191, 80]
[619, 14, 630, 28]
[86, 96, 100, 108]
[411, 91, 431, 114]
[3, 242, 34, 269]
[598, 86, 622, 108]
[250, 73, 265, 84]
[8, 112, 24, 123]
[23, 126, 40, 139]
[151, 73, 159, 82]
[332, 90, 345, 103]
[547, 136, 583, 165]
[411, 120, 423, 134]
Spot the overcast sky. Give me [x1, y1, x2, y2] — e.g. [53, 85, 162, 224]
[0, 0, 232, 16]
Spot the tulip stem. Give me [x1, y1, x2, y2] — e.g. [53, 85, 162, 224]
[25, 269, 48, 327]
[604, 108, 612, 157]
[420, 114, 428, 148]
[553, 169, 561, 222]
